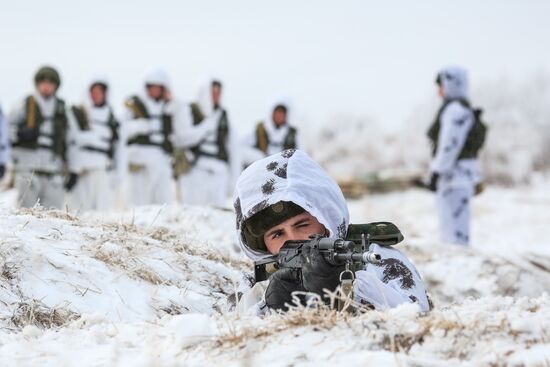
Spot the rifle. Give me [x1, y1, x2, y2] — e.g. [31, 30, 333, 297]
[254, 234, 381, 283]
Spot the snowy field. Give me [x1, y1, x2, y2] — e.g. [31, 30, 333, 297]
[0, 178, 549, 366]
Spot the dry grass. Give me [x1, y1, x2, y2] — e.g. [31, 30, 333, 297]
[11, 299, 80, 329]
[215, 292, 365, 348]
[206, 294, 550, 363]
[156, 301, 190, 316]
[134, 267, 166, 285]
[1, 262, 18, 280]
[16, 206, 79, 222]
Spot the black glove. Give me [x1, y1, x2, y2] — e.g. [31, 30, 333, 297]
[301, 246, 345, 301]
[0, 165, 5, 180]
[428, 173, 439, 192]
[265, 268, 305, 311]
[64, 173, 78, 191]
[17, 126, 39, 142]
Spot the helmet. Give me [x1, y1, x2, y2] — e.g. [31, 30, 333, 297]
[34, 66, 61, 89]
[144, 68, 170, 88]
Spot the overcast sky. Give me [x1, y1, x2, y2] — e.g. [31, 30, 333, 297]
[1, 0, 548, 133]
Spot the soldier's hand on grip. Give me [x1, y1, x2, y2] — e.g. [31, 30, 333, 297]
[265, 268, 304, 311]
[301, 245, 345, 300]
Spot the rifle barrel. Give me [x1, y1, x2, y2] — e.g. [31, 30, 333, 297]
[334, 251, 381, 264]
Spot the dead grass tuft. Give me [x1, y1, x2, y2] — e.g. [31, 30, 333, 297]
[11, 300, 80, 329]
[1, 262, 18, 280]
[16, 206, 79, 222]
[134, 267, 166, 285]
[149, 227, 177, 242]
[156, 302, 190, 316]
[216, 299, 357, 348]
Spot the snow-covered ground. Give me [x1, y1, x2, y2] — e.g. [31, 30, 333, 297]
[0, 178, 549, 366]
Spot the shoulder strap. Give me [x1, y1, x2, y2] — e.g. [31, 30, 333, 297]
[255, 122, 268, 154]
[108, 107, 119, 138]
[161, 111, 174, 154]
[106, 108, 120, 159]
[48, 97, 69, 162]
[125, 96, 149, 119]
[283, 126, 297, 150]
[190, 102, 204, 125]
[427, 99, 454, 156]
[215, 110, 229, 161]
[71, 105, 90, 130]
[25, 95, 39, 129]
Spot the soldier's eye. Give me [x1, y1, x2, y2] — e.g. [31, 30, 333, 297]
[271, 230, 283, 239]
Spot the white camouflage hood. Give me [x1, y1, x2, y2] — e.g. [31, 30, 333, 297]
[438, 66, 469, 100]
[266, 95, 292, 129]
[196, 76, 224, 116]
[233, 149, 349, 261]
[83, 74, 110, 109]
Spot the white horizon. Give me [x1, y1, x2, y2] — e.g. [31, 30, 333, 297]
[1, 0, 548, 134]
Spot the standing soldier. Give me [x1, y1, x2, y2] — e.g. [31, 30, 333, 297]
[8, 66, 77, 209]
[0, 102, 9, 182]
[67, 76, 121, 211]
[122, 68, 176, 206]
[426, 66, 486, 246]
[176, 78, 239, 207]
[241, 98, 302, 167]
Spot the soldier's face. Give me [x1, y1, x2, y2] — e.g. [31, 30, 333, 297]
[36, 81, 56, 98]
[272, 108, 287, 127]
[211, 85, 222, 106]
[90, 85, 106, 106]
[263, 212, 327, 255]
[437, 85, 445, 98]
[147, 85, 164, 101]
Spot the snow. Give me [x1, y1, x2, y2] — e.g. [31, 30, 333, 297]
[1, 179, 550, 365]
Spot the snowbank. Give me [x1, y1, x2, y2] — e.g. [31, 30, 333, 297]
[1, 180, 550, 365]
[0, 206, 249, 331]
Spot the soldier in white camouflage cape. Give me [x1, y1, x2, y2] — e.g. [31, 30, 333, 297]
[427, 66, 485, 246]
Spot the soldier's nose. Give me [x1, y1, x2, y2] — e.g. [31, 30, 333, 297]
[285, 231, 304, 242]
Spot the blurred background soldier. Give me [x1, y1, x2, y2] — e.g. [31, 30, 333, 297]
[0, 102, 9, 182]
[241, 97, 302, 167]
[426, 66, 486, 246]
[67, 76, 121, 211]
[122, 68, 176, 206]
[176, 78, 239, 207]
[8, 66, 76, 209]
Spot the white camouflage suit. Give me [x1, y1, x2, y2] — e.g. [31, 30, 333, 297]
[176, 78, 240, 207]
[241, 97, 303, 167]
[430, 66, 482, 246]
[122, 68, 176, 207]
[8, 93, 75, 209]
[234, 150, 430, 314]
[66, 76, 123, 212]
